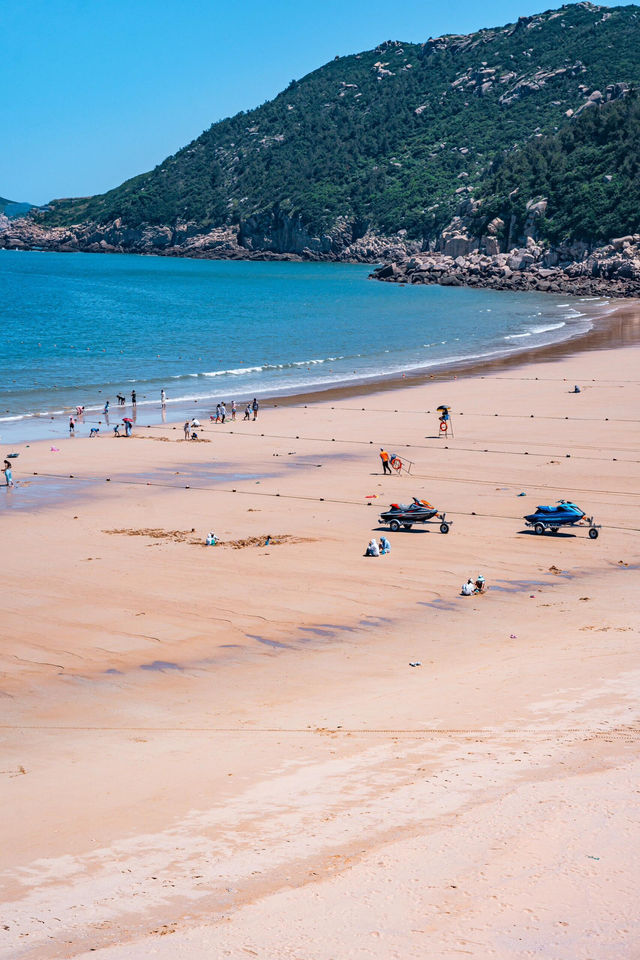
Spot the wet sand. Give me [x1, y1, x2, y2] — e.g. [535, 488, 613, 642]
[1, 337, 639, 959]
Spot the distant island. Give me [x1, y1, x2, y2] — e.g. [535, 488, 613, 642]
[0, 196, 35, 219]
[2, 2, 640, 295]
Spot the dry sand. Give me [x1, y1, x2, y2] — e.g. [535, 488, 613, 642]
[1, 339, 639, 959]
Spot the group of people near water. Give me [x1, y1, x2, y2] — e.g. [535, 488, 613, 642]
[210, 398, 259, 424]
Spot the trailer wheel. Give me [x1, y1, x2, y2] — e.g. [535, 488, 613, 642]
[403, 524, 413, 530]
[389, 520, 400, 532]
[440, 522, 450, 534]
[534, 522, 545, 535]
[589, 527, 599, 540]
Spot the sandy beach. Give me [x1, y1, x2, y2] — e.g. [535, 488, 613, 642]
[1, 334, 639, 959]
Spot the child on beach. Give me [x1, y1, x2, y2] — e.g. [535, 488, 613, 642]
[3, 459, 14, 487]
[243, 404, 251, 421]
[90, 426, 100, 437]
[231, 400, 236, 421]
[69, 417, 75, 436]
[184, 420, 190, 439]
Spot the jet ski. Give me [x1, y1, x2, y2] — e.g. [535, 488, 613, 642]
[379, 497, 451, 533]
[524, 500, 600, 538]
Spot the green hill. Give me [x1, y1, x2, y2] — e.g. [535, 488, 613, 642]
[24, 2, 640, 252]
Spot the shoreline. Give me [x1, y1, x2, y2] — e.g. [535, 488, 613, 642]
[2, 295, 638, 446]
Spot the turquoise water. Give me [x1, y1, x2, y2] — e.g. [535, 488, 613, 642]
[0, 250, 603, 441]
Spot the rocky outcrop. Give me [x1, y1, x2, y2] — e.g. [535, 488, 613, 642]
[0, 212, 421, 263]
[370, 236, 640, 298]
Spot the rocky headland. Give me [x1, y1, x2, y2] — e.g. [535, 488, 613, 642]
[370, 235, 640, 298]
[0, 212, 418, 264]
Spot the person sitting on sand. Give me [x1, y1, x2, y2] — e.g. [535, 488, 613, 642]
[365, 539, 380, 557]
[191, 430, 198, 440]
[474, 575, 486, 594]
[461, 578, 474, 596]
[379, 536, 391, 555]
[573, 385, 581, 393]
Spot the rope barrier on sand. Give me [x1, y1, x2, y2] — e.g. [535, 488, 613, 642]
[0, 724, 637, 738]
[21, 471, 640, 531]
[114, 425, 640, 465]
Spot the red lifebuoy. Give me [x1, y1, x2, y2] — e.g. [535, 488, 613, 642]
[439, 420, 448, 432]
[391, 457, 402, 471]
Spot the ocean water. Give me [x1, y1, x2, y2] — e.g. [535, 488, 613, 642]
[0, 250, 603, 441]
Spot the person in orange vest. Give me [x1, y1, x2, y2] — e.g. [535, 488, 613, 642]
[380, 448, 392, 474]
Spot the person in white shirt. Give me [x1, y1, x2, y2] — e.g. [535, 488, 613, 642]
[365, 539, 380, 557]
[461, 579, 474, 596]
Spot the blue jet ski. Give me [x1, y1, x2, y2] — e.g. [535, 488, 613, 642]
[524, 500, 600, 539]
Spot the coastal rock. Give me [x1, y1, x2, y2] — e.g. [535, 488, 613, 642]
[369, 237, 640, 298]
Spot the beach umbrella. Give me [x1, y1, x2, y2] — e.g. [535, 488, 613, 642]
[122, 417, 133, 423]
[436, 404, 452, 411]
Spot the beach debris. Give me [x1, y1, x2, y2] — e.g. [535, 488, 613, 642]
[510, 634, 517, 639]
[409, 661, 422, 667]
[50, 446, 60, 452]
[549, 565, 562, 574]
[586, 855, 600, 860]
[517, 492, 526, 497]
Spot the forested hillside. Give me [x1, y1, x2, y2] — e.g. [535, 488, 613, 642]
[0, 1, 631, 266]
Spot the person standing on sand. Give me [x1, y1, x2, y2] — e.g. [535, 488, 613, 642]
[104, 400, 110, 416]
[184, 420, 190, 440]
[231, 400, 237, 421]
[252, 397, 259, 421]
[69, 416, 75, 437]
[243, 403, 251, 421]
[3, 459, 14, 487]
[220, 402, 226, 424]
[380, 448, 392, 475]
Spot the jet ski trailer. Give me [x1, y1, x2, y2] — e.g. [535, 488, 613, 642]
[523, 500, 601, 539]
[379, 497, 452, 533]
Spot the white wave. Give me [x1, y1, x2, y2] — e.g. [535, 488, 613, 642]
[529, 322, 566, 334]
[504, 332, 531, 340]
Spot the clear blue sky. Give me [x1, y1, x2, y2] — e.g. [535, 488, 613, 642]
[2, 0, 634, 204]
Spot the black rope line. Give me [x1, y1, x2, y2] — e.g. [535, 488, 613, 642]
[19, 471, 640, 531]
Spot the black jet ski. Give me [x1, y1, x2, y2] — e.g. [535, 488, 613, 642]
[379, 497, 450, 533]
